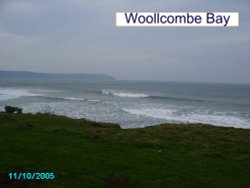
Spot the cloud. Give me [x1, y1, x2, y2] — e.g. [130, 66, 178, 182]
[0, 0, 249, 84]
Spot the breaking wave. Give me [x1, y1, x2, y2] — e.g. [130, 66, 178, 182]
[101, 89, 150, 98]
[0, 87, 100, 103]
[0, 87, 44, 101]
[39, 96, 87, 101]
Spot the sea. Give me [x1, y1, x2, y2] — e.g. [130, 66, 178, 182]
[0, 78, 249, 129]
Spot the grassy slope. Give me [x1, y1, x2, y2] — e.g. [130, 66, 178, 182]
[0, 112, 250, 188]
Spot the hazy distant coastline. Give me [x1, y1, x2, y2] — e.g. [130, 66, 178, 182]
[0, 71, 116, 81]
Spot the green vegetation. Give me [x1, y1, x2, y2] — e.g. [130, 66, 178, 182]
[0, 112, 250, 188]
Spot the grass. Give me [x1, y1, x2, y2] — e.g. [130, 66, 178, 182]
[0, 112, 250, 187]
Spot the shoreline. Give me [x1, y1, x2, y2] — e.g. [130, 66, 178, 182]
[1, 80, 249, 129]
[1, 111, 247, 130]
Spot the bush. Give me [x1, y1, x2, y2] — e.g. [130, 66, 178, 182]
[5, 106, 23, 114]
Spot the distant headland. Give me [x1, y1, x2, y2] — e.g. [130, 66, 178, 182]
[0, 71, 116, 80]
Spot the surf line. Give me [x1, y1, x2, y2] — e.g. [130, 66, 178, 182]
[124, 12, 231, 27]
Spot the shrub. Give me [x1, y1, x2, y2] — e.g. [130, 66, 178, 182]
[5, 106, 23, 114]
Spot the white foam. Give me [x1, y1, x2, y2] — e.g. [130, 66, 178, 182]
[87, 99, 100, 102]
[123, 108, 176, 119]
[186, 114, 249, 128]
[0, 87, 42, 101]
[101, 89, 150, 98]
[61, 97, 86, 101]
[49, 97, 100, 102]
[123, 108, 250, 128]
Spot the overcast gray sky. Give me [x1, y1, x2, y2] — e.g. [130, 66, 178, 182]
[0, 0, 249, 84]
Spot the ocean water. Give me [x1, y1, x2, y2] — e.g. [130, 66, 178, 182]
[0, 78, 249, 129]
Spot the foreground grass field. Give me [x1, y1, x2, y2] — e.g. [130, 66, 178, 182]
[0, 112, 250, 188]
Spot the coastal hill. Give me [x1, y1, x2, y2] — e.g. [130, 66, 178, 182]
[0, 70, 116, 80]
[0, 112, 250, 187]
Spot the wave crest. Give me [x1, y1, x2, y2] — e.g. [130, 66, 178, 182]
[0, 88, 43, 101]
[101, 89, 150, 98]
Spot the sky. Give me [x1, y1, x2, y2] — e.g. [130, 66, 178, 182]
[0, 0, 249, 84]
